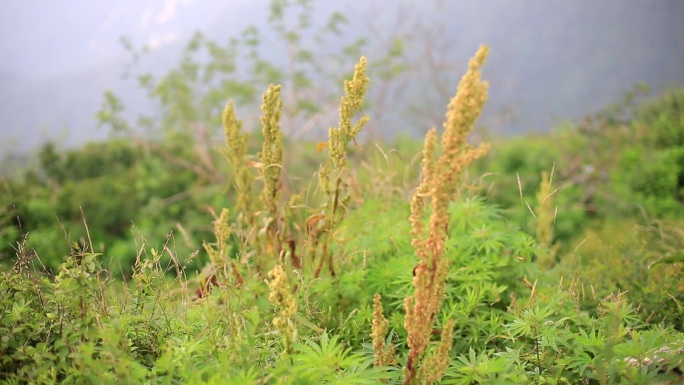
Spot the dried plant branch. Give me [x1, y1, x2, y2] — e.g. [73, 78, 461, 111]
[403, 45, 490, 385]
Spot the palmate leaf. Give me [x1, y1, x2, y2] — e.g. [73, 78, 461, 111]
[444, 348, 510, 385]
[566, 351, 593, 374]
[449, 197, 502, 234]
[291, 333, 358, 378]
[326, 366, 397, 385]
[288, 332, 393, 384]
[574, 328, 607, 352]
[506, 305, 557, 338]
[220, 367, 260, 385]
[364, 252, 414, 301]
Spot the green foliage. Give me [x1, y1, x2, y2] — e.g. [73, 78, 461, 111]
[473, 88, 684, 245]
[3, 195, 683, 383]
[1, 1, 683, 383]
[559, 218, 684, 329]
[0, 139, 213, 276]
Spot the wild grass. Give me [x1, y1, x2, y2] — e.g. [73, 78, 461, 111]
[1, 48, 684, 385]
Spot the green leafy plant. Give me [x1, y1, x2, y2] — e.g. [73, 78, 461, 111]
[2, 3, 684, 383]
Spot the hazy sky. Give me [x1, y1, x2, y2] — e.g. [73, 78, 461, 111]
[1, 1, 683, 154]
[0, 0, 264, 80]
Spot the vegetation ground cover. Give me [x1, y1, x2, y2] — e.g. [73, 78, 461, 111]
[1, 3, 683, 384]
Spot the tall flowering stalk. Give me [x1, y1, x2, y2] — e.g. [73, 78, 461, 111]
[220, 86, 285, 273]
[267, 264, 297, 354]
[222, 102, 254, 218]
[536, 169, 557, 268]
[221, 100, 259, 262]
[371, 294, 397, 374]
[403, 45, 491, 385]
[312, 56, 369, 278]
[259, 85, 284, 223]
[257, 85, 285, 269]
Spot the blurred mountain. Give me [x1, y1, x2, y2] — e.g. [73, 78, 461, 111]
[1, 0, 683, 153]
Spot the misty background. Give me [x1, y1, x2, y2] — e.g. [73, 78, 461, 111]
[1, 0, 683, 155]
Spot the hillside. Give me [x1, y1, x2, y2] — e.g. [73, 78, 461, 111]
[2, 1, 684, 154]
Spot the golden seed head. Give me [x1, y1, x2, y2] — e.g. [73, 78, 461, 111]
[371, 293, 396, 369]
[259, 84, 284, 217]
[404, 45, 491, 385]
[267, 264, 297, 353]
